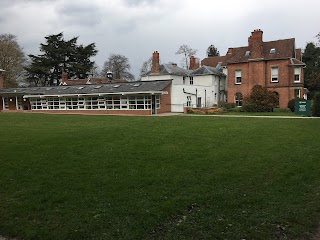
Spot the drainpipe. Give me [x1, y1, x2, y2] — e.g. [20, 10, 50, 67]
[205, 89, 206, 107]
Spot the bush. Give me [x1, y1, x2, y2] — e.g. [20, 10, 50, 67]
[273, 108, 291, 113]
[242, 85, 278, 112]
[287, 98, 305, 112]
[218, 101, 235, 109]
[312, 92, 320, 116]
[228, 107, 244, 112]
[206, 108, 224, 114]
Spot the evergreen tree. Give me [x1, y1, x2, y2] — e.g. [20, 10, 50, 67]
[302, 42, 320, 92]
[206, 44, 220, 57]
[25, 33, 98, 86]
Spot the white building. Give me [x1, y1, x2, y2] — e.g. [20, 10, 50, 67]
[141, 51, 226, 112]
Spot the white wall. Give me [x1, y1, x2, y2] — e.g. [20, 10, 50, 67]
[141, 74, 226, 112]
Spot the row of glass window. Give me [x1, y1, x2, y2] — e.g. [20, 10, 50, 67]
[235, 67, 301, 84]
[29, 95, 160, 110]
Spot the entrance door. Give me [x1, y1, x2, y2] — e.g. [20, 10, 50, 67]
[151, 95, 157, 115]
[197, 97, 202, 108]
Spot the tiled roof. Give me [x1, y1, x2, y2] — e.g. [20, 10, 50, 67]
[0, 81, 172, 96]
[202, 38, 302, 66]
[191, 65, 225, 76]
[63, 78, 127, 85]
[143, 64, 190, 76]
[290, 58, 306, 65]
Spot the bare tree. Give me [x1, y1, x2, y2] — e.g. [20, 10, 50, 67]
[0, 34, 26, 87]
[175, 44, 197, 70]
[139, 57, 152, 77]
[102, 54, 134, 81]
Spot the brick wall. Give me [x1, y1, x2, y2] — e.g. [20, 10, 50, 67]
[227, 59, 305, 108]
[157, 84, 172, 114]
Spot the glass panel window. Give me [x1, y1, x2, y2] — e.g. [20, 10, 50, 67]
[294, 67, 301, 82]
[234, 92, 243, 106]
[189, 76, 193, 85]
[186, 96, 191, 107]
[294, 89, 300, 98]
[271, 67, 278, 82]
[235, 70, 242, 84]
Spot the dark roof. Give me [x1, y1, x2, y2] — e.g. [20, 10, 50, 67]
[227, 38, 296, 64]
[202, 38, 302, 66]
[143, 63, 190, 76]
[0, 80, 171, 96]
[290, 58, 305, 65]
[201, 55, 231, 68]
[190, 65, 225, 76]
[63, 78, 127, 86]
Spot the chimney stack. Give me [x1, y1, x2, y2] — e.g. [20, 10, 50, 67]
[61, 71, 68, 85]
[0, 69, 5, 89]
[189, 56, 196, 70]
[227, 48, 233, 55]
[189, 56, 199, 70]
[151, 51, 160, 73]
[248, 29, 264, 58]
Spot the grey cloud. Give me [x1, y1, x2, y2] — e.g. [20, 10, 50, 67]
[56, 3, 103, 27]
[122, 0, 158, 7]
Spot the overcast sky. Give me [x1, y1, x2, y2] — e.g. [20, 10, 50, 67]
[1, 0, 320, 79]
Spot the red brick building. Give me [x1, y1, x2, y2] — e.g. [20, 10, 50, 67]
[202, 29, 306, 108]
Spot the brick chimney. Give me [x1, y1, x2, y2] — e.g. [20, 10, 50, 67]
[0, 69, 5, 89]
[248, 29, 264, 58]
[227, 48, 233, 55]
[151, 51, 160, 73]
[295, 48, 302, 61]
[189, 56, 196, 70]
[61, 71, 68, 84]
[189, 56, 200, 70]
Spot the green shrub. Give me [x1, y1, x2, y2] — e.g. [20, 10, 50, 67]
[242, 85, 278, 112]
[218, 101, 235, 109]
[273, 108, 291, 113]
[287, 98, 304, 112]
[229, 107, 244, 112]
[312, 92, 320, 116]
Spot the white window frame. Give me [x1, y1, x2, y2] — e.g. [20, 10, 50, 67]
[186, 96, 191, 107]
[235, 70, 242, 84]
[189, 76, 193, 85]
[271, 66, 279, 82]
[294, 89, 300, 98]
[234, 93, 243, 106]
[294, 67, 301, 83]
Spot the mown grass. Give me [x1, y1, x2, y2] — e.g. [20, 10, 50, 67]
[0, 112, 320, 240]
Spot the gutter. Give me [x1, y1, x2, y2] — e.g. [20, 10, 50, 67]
[23, 91, 168, 98]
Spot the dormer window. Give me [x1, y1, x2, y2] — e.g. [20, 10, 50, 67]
[245, 51, 250, 56]
[270, 48, 276, 54]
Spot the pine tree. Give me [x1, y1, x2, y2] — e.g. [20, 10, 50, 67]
[25, 33, 98, 86]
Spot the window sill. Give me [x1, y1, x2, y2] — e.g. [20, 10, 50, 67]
[235, 83, 242, 85]
[271, 81, 279, 83]
[294, 81, 301, 83]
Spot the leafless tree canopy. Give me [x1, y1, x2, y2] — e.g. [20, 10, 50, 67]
[139, 57, 152, 77]
[175, 44, 197, 70]
[0, 34, 26, 87]
[102, 54, 134, 81]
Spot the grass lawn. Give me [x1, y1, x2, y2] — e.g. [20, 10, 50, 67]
[0, 113, 320, 240]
